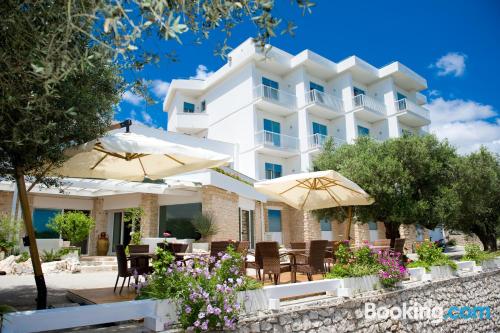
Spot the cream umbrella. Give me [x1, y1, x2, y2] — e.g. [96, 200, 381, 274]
[50, 131, 231, 181]
[254, 170, 374, 239]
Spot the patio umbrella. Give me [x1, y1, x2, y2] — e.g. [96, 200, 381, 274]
[50, 131, 231, 181]
[254, 170, 374, 239]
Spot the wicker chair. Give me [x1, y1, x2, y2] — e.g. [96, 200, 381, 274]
[290, 242, 307, 264]
[324, 241, 341, 271]
[292, 240, 329, 281]
[114, 245, 135, 294]
[210, 241, 234, 258]
[261, 241, 291, 285]
[392, 238, 406, 255]
[128, 244, 152, 276]
[245, 242, 264, 280]
[236, 241, 250, 274]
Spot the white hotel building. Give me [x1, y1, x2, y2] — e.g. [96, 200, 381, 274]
[164, 38, 431, 181]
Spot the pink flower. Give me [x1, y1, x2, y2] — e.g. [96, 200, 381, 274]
[163, 232, 171, 237]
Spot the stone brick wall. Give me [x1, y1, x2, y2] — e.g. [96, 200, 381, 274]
[201, 186, 239, 241]
[445, 231, 483, 249]
[140, 194, 159, 238]
[88, 198, 106, 255]
[263, 202, 307, 246]
[0, 191, 13, 216]
[238, 269, 500, 333]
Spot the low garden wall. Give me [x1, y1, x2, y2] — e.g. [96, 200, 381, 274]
[237, 269, 500, 333]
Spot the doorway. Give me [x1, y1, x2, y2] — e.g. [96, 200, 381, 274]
[110, 211, 133, 254]
[239, 209, 255, 248]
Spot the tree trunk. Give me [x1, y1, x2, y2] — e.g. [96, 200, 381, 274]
[383, 222, 400, 248]
[477, 232, 498, 252]
[14, 168, 47, 309]
[344, 206, 353, 240]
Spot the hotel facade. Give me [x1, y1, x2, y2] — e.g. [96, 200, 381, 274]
[1, 39, 458, 257]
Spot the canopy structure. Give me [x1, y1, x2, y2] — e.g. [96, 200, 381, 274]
[50, 132, 231, 181]
[254, 170, 374, 239]
[254, 170, 374, 210]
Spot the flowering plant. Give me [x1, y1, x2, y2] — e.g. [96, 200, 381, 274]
[138, 245, 261, 332]
[377, 249, 407, 287]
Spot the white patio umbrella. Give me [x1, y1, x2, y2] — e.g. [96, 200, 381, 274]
[254, 170, 374, 239]
[50, 131, 231, 181]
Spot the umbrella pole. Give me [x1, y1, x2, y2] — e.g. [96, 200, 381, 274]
[15, 169, 47, 309]
[345, 206, 353, 240]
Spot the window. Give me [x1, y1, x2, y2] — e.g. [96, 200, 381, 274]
[262, 77, 279, 100]
[353, 87, 365, 96]
[396, 92, 407, 110]
[201, 100, 206, 112]
[265, 162, 282, 179]
[312, 122, 328, 146]
[158, 203, 202, 239]
[320, 218, 332, 231]
[32, 208, 61, 239]
[267, 210, 282, 232]
[263, 119, 281, 147]
[368, 221, 378, 230]
[309, 82, 324, 92]
[357, 125, 370, 137]
[183, 102, 195, 113]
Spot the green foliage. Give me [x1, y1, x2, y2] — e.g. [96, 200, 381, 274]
[407, 241, 457, 271]
[313, 135, 460, 239]
[139, 246, 261, 331]
[446, 239, 457, 247]
[15, 252, 30, 263]
[0, 214, 22, 253]
[47, 212, 95, 245]
[461, 244, 498, 264]
[191, 213, 219, 240]
[124, 208, 144, 245]
[449, 148, 500, 251]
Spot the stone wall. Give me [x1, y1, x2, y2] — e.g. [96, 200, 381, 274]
[238, 270, 500, 333]
[88, 198, 106, 255]
[0, 191, 13, 216]
[141, 194, 159, 238]
[201, 185, 240, 241]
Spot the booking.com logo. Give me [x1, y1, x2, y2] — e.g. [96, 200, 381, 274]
[365, 302, 492, 321]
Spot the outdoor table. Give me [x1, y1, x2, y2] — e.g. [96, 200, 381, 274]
[128, 252, 155, 259]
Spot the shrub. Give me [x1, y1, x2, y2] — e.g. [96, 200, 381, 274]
[377, 250, 407, 288]
[138, 246, 261, 332]
[47, 211, 95, 246]
[191, 213, 219, 241]
[124, 208, 144, 245]
[446, 239, 457, 247]
[407, 241, 457, 271]
[15, 252, 30, 263]
[461, 244, 497, 264]
[0, 214, 23, 253]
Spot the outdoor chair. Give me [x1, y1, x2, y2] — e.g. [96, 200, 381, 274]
[292, 240, 329, 282]
[257, 241, 291, 285]
[290, 242, 307, 264]
[236, 241, 250, 274]
[324, 241, 341, 271]
[245, 242, 264, 280]
[114, 245, 135, 294]
[128, 244, 149, 254]
[128, 244, 153, 277]
[392, 238, 406, 255]
[170, 243, 189, 261]
[210, 241, 234, 258]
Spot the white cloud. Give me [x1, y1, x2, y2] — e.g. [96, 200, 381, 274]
[141, 110, 153, 126]
[150, 80, 170, 98]
[427, 97, 500, 154]
[122, 90, 144, 106]
[431, 52, 467, 77]
[428, 89, 441, 97]
[190, 64, 214, 80]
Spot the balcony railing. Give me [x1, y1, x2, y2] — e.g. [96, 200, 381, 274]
[255, 130, 299, 151]
[308, 133, 346, 150]
[305, 90, 344, 112]
[253, 85, 296, 109]
[395, 98, 430, 119]
[352, 94, 386, 115]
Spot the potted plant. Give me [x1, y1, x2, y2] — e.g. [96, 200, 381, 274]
[124, 208, 144, 252]
[47, 211, 95, 253]
[191, 212, 219, 252]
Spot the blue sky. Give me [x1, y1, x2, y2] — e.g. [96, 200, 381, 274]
[116, 0, 500, 154]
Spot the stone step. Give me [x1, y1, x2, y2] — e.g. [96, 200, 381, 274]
[80, 256, 117, 262]
[80, 264, 118, 273]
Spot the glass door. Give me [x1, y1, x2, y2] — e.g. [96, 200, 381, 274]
[239, 209, 255, 248]
[264, 119, 281, 147]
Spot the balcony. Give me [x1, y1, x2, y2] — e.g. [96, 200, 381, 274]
[253, 85, 296, 116]
[173, 111, 209, 134]
[254, 130, 299, 157]
[351, 94, 386, 122]
[303, 90, 344, 119]
[307, 133, 346, 152]
[395, 99, 431, 127]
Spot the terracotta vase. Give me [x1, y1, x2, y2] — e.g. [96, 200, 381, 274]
[97, 232, 109, 256]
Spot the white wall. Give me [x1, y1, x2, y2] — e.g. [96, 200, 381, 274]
[102, 194, 141, 211]
[32, 195, 93, 211]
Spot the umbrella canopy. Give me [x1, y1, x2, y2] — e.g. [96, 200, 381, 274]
[51, 132, 231, 181]
[254, 170, 374, 211]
